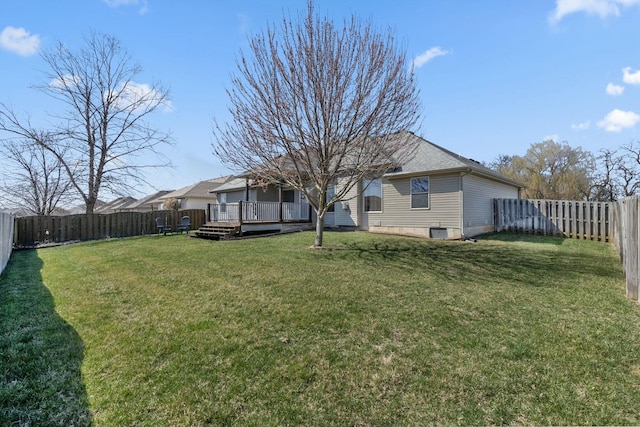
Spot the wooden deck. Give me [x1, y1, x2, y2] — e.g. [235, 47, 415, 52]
[195, 219, 314, 240]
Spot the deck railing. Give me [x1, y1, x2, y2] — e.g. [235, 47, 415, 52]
[207, 201, 311, 224]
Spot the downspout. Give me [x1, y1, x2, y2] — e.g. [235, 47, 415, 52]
[459, 171, 468, 239]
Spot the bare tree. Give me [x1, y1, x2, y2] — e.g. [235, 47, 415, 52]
[591, 148, 621, 201]
[0, 32, 172, 214]
[0, 131, 75, 215]
[590, 142, 640, 201]
[213, 1, 421, 247]
[617, 141, 640, 197]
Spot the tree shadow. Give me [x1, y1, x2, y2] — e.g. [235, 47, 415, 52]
[328, 233, 620, 288]
[0, 250, 92, 426]
[479, 231, 565, 245]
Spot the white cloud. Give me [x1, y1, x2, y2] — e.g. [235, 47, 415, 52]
[237, 13, 250, 35]
[103, 0, 148, 15]
[412, 47, 449, 69]
[117, 82, 174, 112]
[0, 26, 40, 56]
[622, 66, 640, 85]
[572, 121, 591, 130]
[49, 74, 81, 89]
[49, 77, 173, 112]
[549, 0, 640, 24]
[606, 83, 625, 95]
[597, 109, 640, 132]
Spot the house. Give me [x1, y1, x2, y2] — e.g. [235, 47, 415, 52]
[119, 190, 174, 212]
[205, 131, 521, 239]
[158, 176, 233, 210]
[94, 196, 137, 214]
[330, 132, 522, 239]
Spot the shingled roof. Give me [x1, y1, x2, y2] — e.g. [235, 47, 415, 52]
[384, 131, 522, 188]
[160, 176, 233, 199]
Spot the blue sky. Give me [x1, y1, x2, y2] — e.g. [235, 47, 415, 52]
[1, 0, 639, 197]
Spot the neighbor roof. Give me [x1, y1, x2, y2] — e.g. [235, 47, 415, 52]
[95, 196, 137, 213]
[160, 176, 234, 199]
[122, 190, 174, 210]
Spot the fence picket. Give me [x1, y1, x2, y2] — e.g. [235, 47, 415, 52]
[626, 199, 639, 299]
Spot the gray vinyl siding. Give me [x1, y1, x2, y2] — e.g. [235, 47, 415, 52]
[462, 174, 519, 234]
[334, 177, 359, 226]
[365, 174, 461, 228]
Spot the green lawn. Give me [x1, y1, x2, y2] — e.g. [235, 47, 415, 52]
[2, 231, 640, 426]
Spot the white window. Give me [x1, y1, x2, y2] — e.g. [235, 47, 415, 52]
[363, 179, 382, 212]
[282, 189, 295, 203]
[326, 184, 335, 212]
[217, 192, 227, 212]
[411, 177, 429, 209]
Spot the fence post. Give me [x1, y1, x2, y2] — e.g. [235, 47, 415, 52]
[626, 198, 639, 300]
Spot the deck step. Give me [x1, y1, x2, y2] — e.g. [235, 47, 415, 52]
[195, 223, 240, 239]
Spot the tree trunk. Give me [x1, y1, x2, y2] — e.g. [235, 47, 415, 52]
[314, 213, 325, 247]
[85, 199, 96, 215]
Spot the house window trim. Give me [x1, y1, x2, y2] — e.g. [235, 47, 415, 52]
[363, 178, 383, 213]
[217, 192, 227, 213]
[410, 176, 430, 210]
[326, 184, 335, 213]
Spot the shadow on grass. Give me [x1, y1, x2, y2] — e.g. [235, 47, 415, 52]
[0, 250, 91, 426]
[328, 233, 620, 288]
[479, 232, 565, 245]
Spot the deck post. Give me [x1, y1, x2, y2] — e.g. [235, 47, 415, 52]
[238, 201, 243, 225]
[279, 202, 284, 224]
[278, 179, 283, 223]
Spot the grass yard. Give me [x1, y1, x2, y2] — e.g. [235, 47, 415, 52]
[2, 231, 640, 426]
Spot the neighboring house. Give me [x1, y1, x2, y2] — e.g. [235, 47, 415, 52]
[95, 196, 137, 214]
[120, 190, 174, 212]
[0, 207, 34, 217]
[66, 201, 106, 215]
[159, 176, 233, 210]
[209, 131, 521, 239]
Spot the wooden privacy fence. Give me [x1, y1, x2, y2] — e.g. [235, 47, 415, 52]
[493, 197, 640, 302]
[610, 196, 640, 301]
[13, 209, 206, 247]
[493, 199, 611, 242]
[0, 212, 14, 275]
